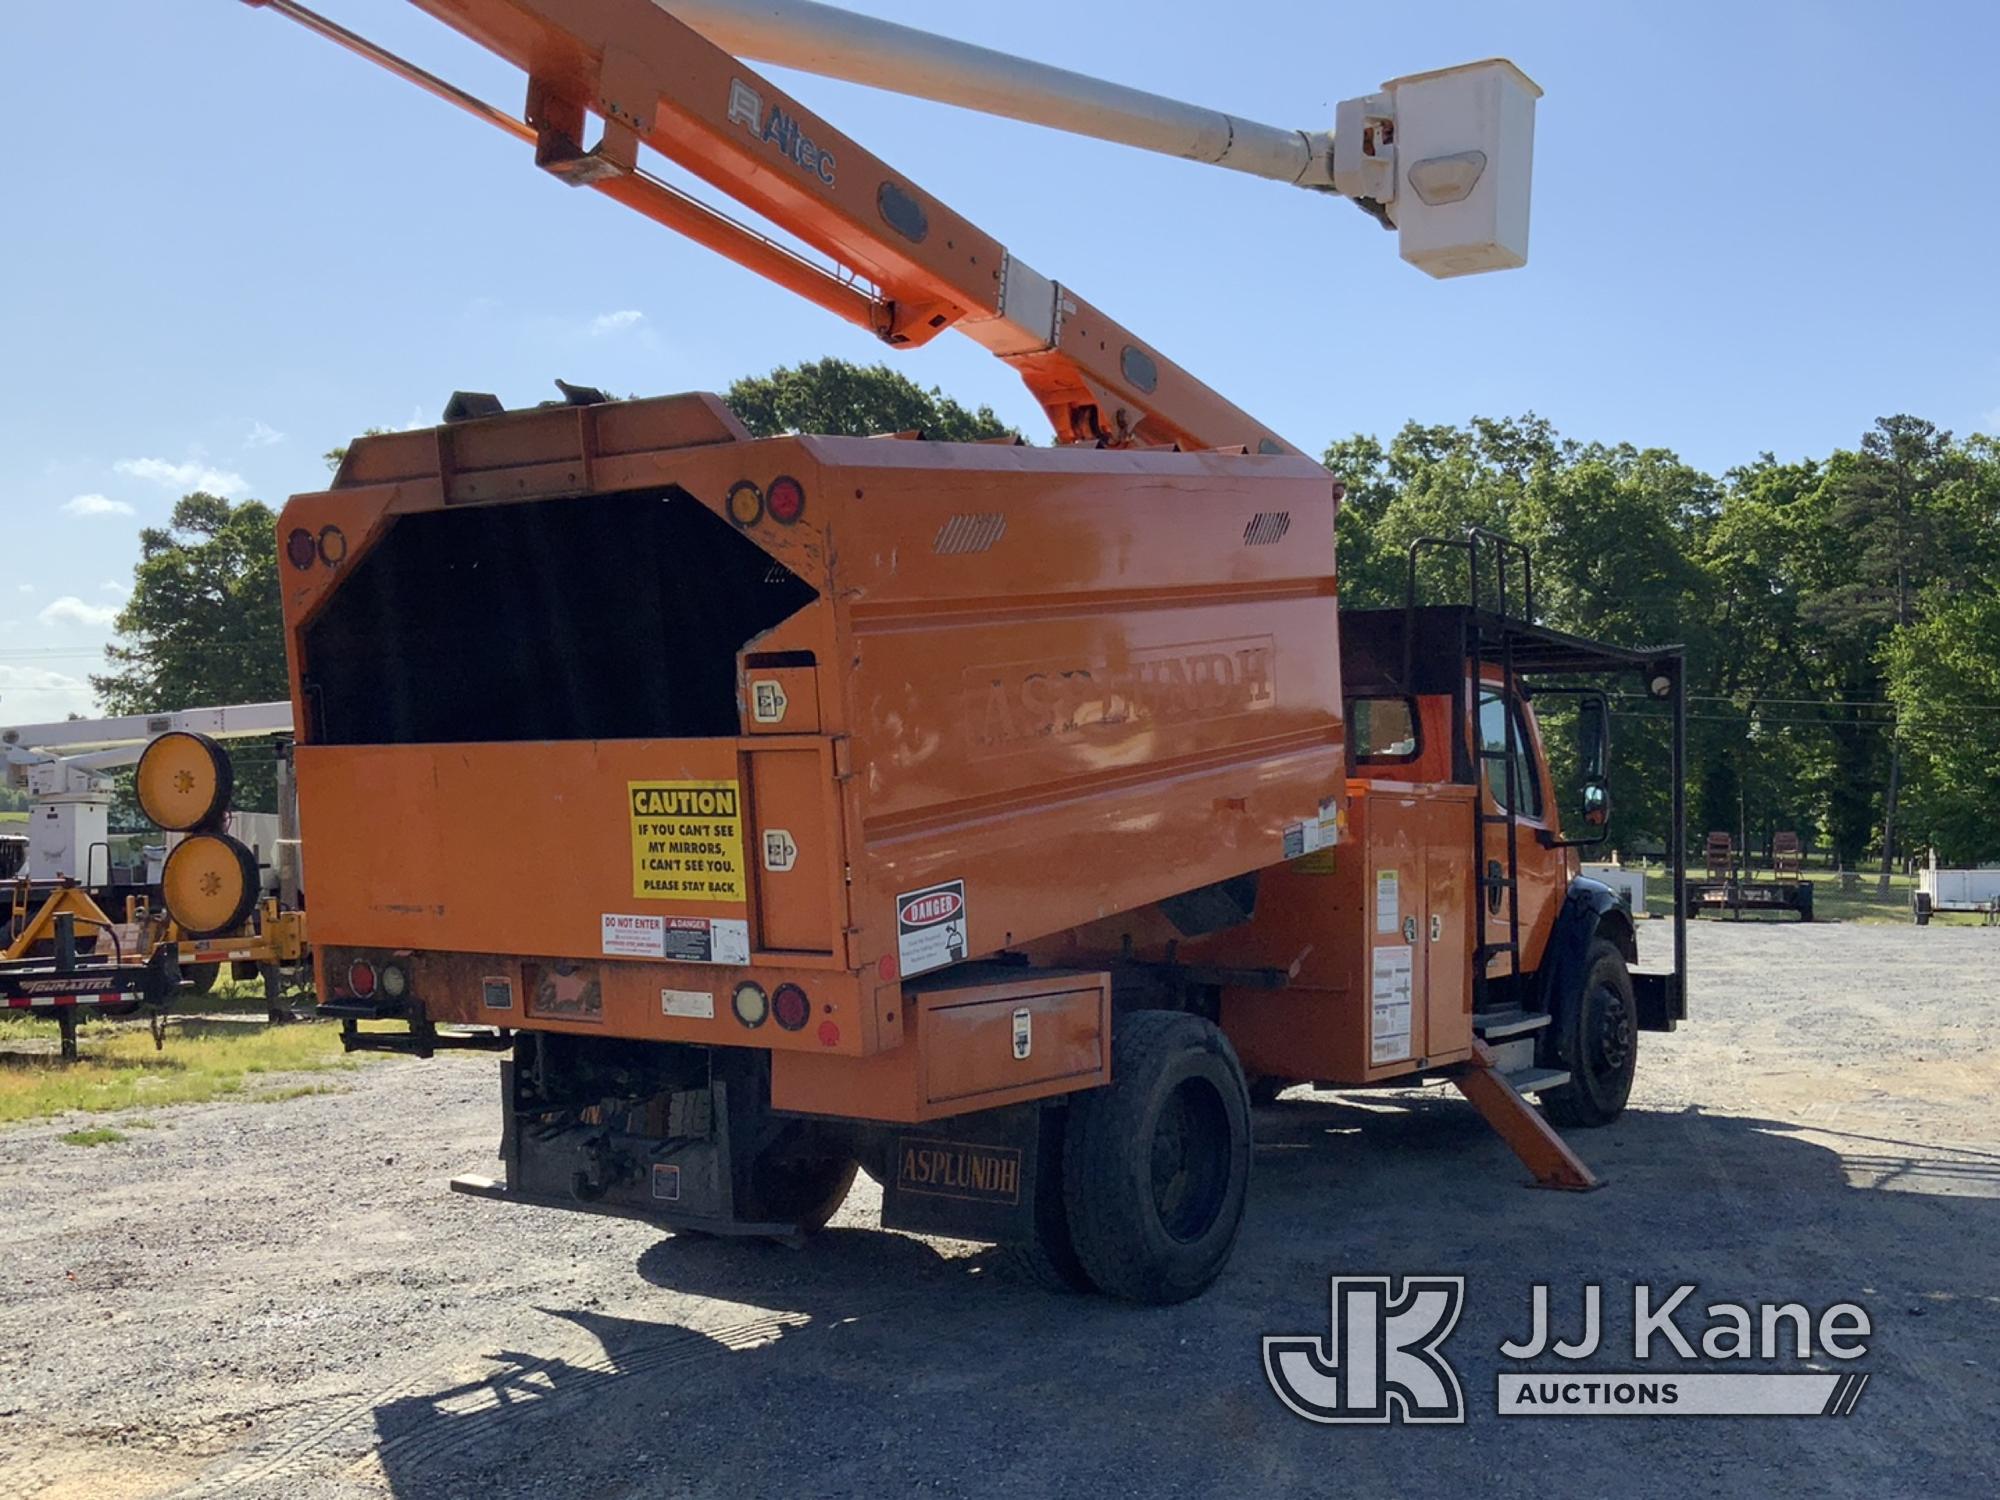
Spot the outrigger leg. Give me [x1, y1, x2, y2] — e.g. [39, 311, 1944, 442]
[1451, 1039, 1601, 1191]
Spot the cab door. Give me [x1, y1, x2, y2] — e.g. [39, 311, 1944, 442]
[1472, 681, 1567, 985]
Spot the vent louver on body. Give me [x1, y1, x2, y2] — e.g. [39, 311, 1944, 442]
[933, 513, 1008, 554]
[1243, 511, 1292, 546]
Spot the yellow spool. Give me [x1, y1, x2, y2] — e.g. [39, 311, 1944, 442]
[161, 832, 259, 938]
[135, 731, 234, 832]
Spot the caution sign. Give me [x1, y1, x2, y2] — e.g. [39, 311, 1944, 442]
[629, 780, 747, 903]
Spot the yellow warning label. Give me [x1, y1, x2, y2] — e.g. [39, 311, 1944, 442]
[629, 780, 746, 903]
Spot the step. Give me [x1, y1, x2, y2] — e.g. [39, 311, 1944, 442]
[1501, 1067, 1571, 1095]
[1473, 1007, 1552, 1040]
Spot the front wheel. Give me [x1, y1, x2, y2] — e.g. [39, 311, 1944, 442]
[1062, 1010, 1252, 1304]
[1540, 938, 1638, 1128]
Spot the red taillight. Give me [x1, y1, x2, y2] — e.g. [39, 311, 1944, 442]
[346, 959, 378, 998]
[286, 527, 318, 570]
[772, 982, 810, 1031]
[765, 474, 805, 525]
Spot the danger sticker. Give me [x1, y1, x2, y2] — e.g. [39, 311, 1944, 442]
[602, 913, 666, 957]
[662, 916, 751, 967]
[896, 879, 968, 978]
[630, 780, 747, 902]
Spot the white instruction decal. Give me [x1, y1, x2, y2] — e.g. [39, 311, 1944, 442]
[602, 913, 667, 958]
[896, 879, 968, 978]
[1376, 870, 1401, 934]
[1012, 1006, 1032, 1060]
[661, 988, 716, 1020]
[1371, 944, 1413, 1065]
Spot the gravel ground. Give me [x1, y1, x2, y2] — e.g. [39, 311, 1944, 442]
[1, 920, 1995, 1499]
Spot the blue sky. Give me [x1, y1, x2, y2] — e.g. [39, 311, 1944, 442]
[4, 0, 1997, 721]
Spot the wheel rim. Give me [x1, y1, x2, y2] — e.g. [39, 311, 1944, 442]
[1149, 1076, 1232, 1244]
[1582, 981, 1633, 1082]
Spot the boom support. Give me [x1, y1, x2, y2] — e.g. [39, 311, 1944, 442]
[248, 0, 1298, 452]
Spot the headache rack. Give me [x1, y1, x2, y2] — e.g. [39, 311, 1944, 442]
[1345, 529, 1688, 1026]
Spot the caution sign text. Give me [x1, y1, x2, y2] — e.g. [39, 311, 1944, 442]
[629, 780, 747, 903]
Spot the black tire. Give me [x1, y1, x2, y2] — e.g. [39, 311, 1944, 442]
[1062, 1010, 1252, 1305]
[182, 962, 220, 997]
[743, 1155, 857, 1233]
[1001, 1109, 1094, 1292]
[1540, 938, 1638, 1128]
[1795, 884, 1814, 923]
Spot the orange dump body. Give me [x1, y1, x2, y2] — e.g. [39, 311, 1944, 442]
[282, 394, 1343, 1121]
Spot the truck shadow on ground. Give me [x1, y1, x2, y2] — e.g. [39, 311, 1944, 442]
[363, 1091, 2000, 1497]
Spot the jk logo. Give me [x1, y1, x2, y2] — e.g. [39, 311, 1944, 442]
[1263, 1276, 1466, 1424]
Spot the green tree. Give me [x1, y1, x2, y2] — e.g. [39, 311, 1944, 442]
[1885, 589, 2000, 864]
[725, 358, 1016, 441]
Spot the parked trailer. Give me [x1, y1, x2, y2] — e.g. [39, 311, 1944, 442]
[235, 0, 1687, 1303]
[1914, 852, 2000, 924]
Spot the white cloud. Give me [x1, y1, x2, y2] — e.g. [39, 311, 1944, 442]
[37, 595, 120, 629]
[590, 308, 646, 336]
[101, 579, 129, 595]
[62, 493, 136, 518]
[0, 664, 93, 722]
[1979, 405, 2000, 434]
[114, 456, 249, 497]
[16, 584, 34, 596]
[245, 420, 286, 448]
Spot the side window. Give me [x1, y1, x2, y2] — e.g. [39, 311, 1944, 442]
[1477, 692, 1544, 818]
[1350, 696, 1420, 763]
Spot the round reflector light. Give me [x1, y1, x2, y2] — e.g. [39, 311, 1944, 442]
[285, 527, 318, 570]
[379, 962, 408, 999]
[765, 474, 805, 525]
[725, 479, 764, 527]
[771, 982, 810, 1031]
[347, 959, 378, 998]
[317, 525, 349, 566]
[731, 981, 769, 1029]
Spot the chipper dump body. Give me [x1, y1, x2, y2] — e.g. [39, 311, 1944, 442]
[236, 0, 1684, 1300]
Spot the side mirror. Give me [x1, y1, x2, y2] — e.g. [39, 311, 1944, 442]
[1578, 694, 1609, 781]
[1581, 777, 1611, 828]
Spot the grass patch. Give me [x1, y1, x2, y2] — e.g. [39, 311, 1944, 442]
[60, 1127, 128, 1147]
[0, 1018, 371, 1127]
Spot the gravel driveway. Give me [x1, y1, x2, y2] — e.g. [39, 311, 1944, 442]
[2, 920, 1995, 1499]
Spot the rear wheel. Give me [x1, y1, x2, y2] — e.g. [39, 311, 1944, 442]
[181, 962, 220, 997]
[1001, 1108, 1094, 1292]
[1062, 1010, 1252, 1304]
[1540, 938, 1637, 1128]
[743, 1154, 857, 1233]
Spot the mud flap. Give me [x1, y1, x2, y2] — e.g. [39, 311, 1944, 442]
[878, 1102, 1041, 1243]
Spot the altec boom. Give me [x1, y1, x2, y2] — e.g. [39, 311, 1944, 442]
[241, 0, 1687, 1303]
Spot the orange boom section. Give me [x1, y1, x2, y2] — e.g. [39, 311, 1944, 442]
[282, 395, 1343, 1097]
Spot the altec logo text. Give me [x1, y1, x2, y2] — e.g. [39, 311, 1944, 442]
[1264, 1278, 1874, 1422]
[726, 79, 835, 185]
